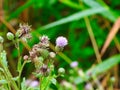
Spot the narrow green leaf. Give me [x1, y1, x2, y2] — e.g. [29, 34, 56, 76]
[83, 0, 118, 22]
[37, 7, 106, 30]
[74, 54, 120, 84]
[0, 77, 19, 84]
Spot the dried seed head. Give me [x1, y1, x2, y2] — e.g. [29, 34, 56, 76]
[16, 23, 32, 42]
[39, 35, 49, 47]
[19, 23, 31, 35]
[39, 64, 50, 76]
[40, 65, 48, 73]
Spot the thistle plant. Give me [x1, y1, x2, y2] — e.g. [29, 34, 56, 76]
[0, 23, 68, 90]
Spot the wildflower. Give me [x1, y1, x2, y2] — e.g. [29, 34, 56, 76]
[55, 36, 68, 52]
[70, 61, 78, 68]
[30, 80, 39, 87]
[7, 32, 14, 40]
[85, 83, 93, 90]
[26, 79, 39, 87]
[56, 36, 68, 47]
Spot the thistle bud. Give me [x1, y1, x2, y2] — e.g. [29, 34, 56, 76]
[49, 52, 56, 58]
[23, 55, 29, 60]
[7, 32, 14, 40]
[58, 67, 65, 75]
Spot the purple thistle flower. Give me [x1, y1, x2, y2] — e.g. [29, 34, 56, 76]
[56, 36, 68, 47]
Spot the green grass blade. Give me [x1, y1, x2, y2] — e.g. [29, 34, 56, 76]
[83, 0, 119, 22]
[37, 7, 106, 30]
[74, 54, 120, 84]
[8, 0, 34, 20]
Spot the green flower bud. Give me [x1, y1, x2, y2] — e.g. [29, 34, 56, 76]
[58, 67, 65, 75]
[0, 36, 4, 43]
[7, 32, 14, 40]
[49, 52, 56, 58]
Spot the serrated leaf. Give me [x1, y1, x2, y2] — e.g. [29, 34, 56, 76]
[0, 51, 8, 67]
[0, 77, 19, 85]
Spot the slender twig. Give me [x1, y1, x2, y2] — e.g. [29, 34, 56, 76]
[0, 18, 16, 33]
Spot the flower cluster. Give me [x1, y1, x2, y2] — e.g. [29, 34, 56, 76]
[23, 35, 68, 77]
[0, 23, 68, 90]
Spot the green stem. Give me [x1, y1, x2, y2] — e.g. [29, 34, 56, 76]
[58, 52, 72, 64]
[84, 17, 102, 63]
[18, 61, 27, 78]
[16, 39, 22, 89]
[40, 76, 43, 90]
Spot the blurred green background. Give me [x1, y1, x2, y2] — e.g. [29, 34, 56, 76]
[1, 0, 120, 89]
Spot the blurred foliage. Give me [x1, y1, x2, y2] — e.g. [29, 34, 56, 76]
[1, 0, 120, 89]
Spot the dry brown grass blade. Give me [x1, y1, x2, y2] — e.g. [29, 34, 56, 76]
[101, 18, 120, 56]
